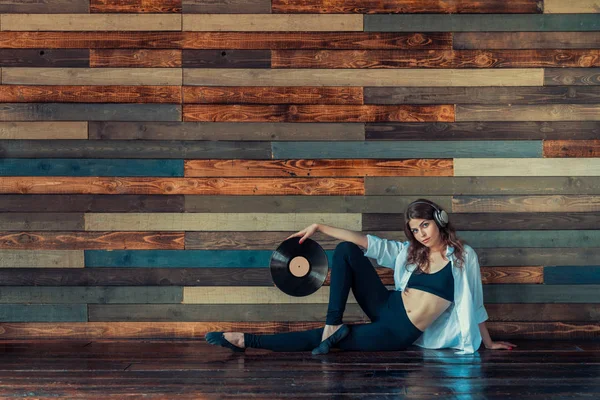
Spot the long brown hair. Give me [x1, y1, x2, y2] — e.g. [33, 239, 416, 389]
[403, 199, 466, 274]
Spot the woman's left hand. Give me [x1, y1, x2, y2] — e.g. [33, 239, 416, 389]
[485, 341, 517, 350]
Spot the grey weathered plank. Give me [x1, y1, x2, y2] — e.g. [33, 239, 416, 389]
[545, 68, 600, 86]
[183, 0, 273, 13]
[454, 32, 600, 49]
[477, 249, 600, 267]
[0, 0, 89, 13]
[459, 231, 600, 248]
[0, 104, 181, 121]
[0, 304, 87, 322]
[0, 49, 89, 67]
[0, 213, 83, 230]
[0, 287, 182, 304]
[0, 195, 184, 212]
[456, 105, 600, 122]
[483, 285, 600, 303]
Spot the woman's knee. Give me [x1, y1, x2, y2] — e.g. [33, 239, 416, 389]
[333, 241, 361, 261]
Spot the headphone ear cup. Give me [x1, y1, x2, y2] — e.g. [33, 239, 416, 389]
[437, 209, 449, 227]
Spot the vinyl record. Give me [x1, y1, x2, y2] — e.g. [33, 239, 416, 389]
[270, 237, 328, 297]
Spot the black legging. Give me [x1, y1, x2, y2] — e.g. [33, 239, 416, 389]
[244, 241, 424, 352]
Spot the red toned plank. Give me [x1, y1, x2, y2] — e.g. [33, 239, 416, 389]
[0, 232, 184, 250]
[0, 85, 181, 103]
[183, 87, 363, 104]
[183, 105, 454, 122]
[91, 0, 181, 12]
[544, 140, 600, 157]
[90, 50, 181, 67]
[0, 32, 183, 49]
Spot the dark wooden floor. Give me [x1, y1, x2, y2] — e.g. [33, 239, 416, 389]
[0, 340, 598, 399]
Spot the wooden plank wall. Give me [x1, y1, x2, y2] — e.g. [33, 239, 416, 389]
[0, 0, 598, 341]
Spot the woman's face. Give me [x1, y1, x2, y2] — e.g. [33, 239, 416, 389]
[408, 218, 440, 248]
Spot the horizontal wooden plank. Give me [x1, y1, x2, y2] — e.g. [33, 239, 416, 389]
[90, 50, 182, 68]
[271, 0, 542, 13]
[272, 50, 600, 69]
[0, 287, 182, 304]
[0, 195, 184, 212]
[184, 68, 544, 86]
[0, 49, 89, 67]
[182, 14, 363, 31]
[366, 177, 600, 195]
[545, 68, 600, 85]
[183, 105, 454, 122]
[454, 158, 600, 176]
[182, 50, 270, 68]
[364, 14, 600, 32]
[1, 14, 182, 31]
[0, 85, 181, 103]
[364, 87, 600, 105]
[453, 195, 600, 213]
[459, 231, 600, 248]
[544, 0, 600, 13]
[183, 286, 346, 304]
[545, 266, 600, 284]
[366, 122, 600, 140]
[484, 285, 599, 303]
[0, 213, 83, 230]
[544, 140, 600, 157]
[478, 248, 600, 267]
[0, 122, 87, 139]
[0, 159, 183, 177]
[0, 321, 595, 339]
[85, 213, 361, 231]
[0, 104, 181, 121]
[457, 105, 600, 122]
[184, 159, 452, 177]
[88, 122, 365, 141]
[182, 0, 271, 13]
[182, 32, 452, 49]
[0, 232, 185, 250]
[0, 32, 183, 49]
[0, 250, 83, 268]
[0, 305, 87, 322]
[90, 0, 182, 12]
[0, 0, 88, 13]
[0, 140, 270, 158]
[363, 213, 600, 231]
[484, 304, 600, 321]
[272, 141, 541, 158]
[2, 68, 182, 85]
[182, 86, 363, 104]
[454, 32, 600, 49]
[88, 304, 368, 322]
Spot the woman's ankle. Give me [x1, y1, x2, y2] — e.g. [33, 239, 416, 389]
[223, 332, 245, 348]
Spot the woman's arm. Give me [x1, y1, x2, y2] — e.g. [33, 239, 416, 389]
[287, 224, 368, 249]
[479, 321, 517, 350]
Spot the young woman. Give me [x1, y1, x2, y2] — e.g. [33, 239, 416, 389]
[206, 199, 517, 355]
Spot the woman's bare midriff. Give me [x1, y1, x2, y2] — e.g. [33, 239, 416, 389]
[401, 289, 451, 332]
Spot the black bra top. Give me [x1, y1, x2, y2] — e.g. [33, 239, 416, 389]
[406, 261, 454, 302]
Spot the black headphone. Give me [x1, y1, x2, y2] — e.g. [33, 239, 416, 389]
[409, 201, 449, 228]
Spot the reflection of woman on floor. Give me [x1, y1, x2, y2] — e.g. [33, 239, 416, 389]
[207, 199, 517, 355]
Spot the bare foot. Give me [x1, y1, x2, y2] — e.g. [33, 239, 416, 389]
[223, 332, 245, 348]
[321, 324, 342, 342]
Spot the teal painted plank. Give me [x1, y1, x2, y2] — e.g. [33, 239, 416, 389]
[365, 14, 600, 32]
[0, 304, 86, 322]
[85, 250, 335, 268]
[483, 285, 599, 303]
[0, 159, 183, 177]
[272, 141, 541, 159]
[461, 231, 600, 248]
[544, 266, 600, 285]
[0, 104, 181, 121]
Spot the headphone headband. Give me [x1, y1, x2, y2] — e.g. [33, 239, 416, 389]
[408, 200, 449, 228]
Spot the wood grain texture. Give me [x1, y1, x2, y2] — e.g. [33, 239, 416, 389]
[0, 86, 181, 103]
[183, 104, 454, 122]
[454, 158, 600, 176]
[90, 50, 182, 68]
[459, 230, 600, 248]
[182, 50, 270, 68]
[0, 0, 89, 13]
[545, 266, 600, 285]
[544, 0, 600, 13]
[184, 159, 453, 177]
[483, 304, 600, 321]
[271, 0, 542, 14]
[365, 122, 600, 140]
[2, 68, 182, 85]
[544, 140, 600, 157]
[479, 249, 600, 266]
[183, 14, 363, 31]
[88, 121, 365, 141]
[0, 159, 183, 176]
[365, 87, 600, 105]
[366, 177, 600, 195]
[0, 213, 83, 231]
[0, 250, 83, 268]
[183, 287, 352, 304]
[0, 195, 184, 212]
[484, 285, 599, 303]
[0, 304, 86, 322]
[183, 68, 544, 86]
[456, 105, 600, 121]
[454, 32, 600, 49]
[85, 213, 361, 231]
[0, 287, 182, 304]
[0, 232, 184, 250]
[0, 104, 181, 121]
[183, 86, 363, 104]
[0, 32, 183, 49]
[182, 32, 452, 49]
[0, 122, 87, 139]
[0, 49, 89, 67]
[0, 178, 364, 195]
[453, 196, 600, 213]
[545, 68, 600, 85]
[90, 0, 182, 12]
[272, 50, 600, 68]
[183, 0, 271, 13]
[1, 14, 182, 31]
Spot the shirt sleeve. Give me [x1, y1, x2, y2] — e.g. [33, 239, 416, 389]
[362, 234, 405, 269]
[468, 247, 489, 324]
